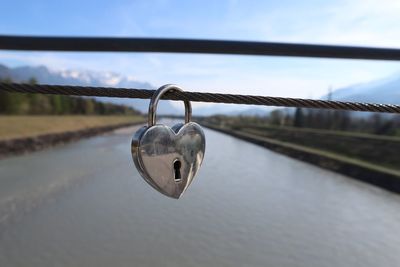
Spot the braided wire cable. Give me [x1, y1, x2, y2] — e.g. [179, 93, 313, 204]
[1, 83, 400, 114]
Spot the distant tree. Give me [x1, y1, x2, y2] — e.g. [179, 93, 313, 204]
[371, 113, 382, 134]
[376, 120, 395, 135]
[60, 95, 72, 114]
[33, 94, 52, 114]
[0, 77, 14, 114]
[50, 95, 63, 114]
[269, 110, 284, 126]
[293, 108, 304, 127]
[0, 78, 10, 114]
[28, 77, 37, 85]
[84, 99, 95, 114]
[338, 111, 350, 131]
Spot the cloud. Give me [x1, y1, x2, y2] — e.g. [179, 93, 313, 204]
[241, 0, 400, 47]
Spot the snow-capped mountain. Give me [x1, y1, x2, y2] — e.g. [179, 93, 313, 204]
[326, 74, 400, 104]
[0, 64, 153, 88]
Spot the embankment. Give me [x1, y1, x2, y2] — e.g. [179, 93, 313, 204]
[0, 120, 144, 158]
[235, 124, 400, 170]
[204, 123, 400, 194]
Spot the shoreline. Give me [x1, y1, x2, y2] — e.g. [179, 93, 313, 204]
[203, 123, 400, 194]
[0, 120, 145, 159]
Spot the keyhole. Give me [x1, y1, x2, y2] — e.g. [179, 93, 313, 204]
[173, 160, 182, 182]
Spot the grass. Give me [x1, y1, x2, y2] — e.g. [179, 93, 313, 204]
[206, 120, 400, 171]
[0, 115, 145, 141]
[241, 126, 400, 170]
[237, 129, 400, 176]
[234, 122, 400, 142]
[204, 122, 400, 180]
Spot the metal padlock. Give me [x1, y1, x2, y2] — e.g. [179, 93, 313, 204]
[131, 84, 206, 199]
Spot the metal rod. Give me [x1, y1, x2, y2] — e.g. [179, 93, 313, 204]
[1, 35, 400, 61]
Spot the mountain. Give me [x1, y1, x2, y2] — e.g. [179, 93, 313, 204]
[326, 74, 400, 104]
[0, 64, 178, 114]
[194, 104, 253, 116]
[229, 106, 273, 116]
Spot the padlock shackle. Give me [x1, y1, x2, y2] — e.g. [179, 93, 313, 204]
[148, 84, 192, 126]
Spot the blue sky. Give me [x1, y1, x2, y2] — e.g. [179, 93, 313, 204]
[1, 0, 400, 106]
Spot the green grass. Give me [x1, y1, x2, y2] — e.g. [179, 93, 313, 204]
[235, 129, 400, 176]
[234, 122, 400, 142]
[0, 115, 145, 141]
[218, 121, 400, 171]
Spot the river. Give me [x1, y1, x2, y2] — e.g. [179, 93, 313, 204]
[0, 121, 400, 266]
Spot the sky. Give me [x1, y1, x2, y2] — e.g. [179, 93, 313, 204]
[1, 0, 400, 108]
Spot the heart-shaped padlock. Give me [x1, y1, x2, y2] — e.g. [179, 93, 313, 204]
[131, 84, 206, 199]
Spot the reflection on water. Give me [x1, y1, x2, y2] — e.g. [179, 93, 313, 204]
[0, 122, 400, 266]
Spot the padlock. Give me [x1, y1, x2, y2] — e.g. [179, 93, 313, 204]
[131, 84, 206, 199]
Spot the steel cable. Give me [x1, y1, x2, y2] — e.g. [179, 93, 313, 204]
[1, 83, 400, 114]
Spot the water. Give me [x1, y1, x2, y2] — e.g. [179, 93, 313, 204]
[0, 122, 400, 266]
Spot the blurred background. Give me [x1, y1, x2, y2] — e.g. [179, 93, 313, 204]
[1, 1, 400, 266]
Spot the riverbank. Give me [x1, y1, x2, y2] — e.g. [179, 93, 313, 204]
[232, 123, 400, 171]
[0, 116, 145, 158]
[203, 123, 400, 194]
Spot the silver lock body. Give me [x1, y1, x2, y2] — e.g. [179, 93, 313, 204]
[131, 85, 206, 199]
